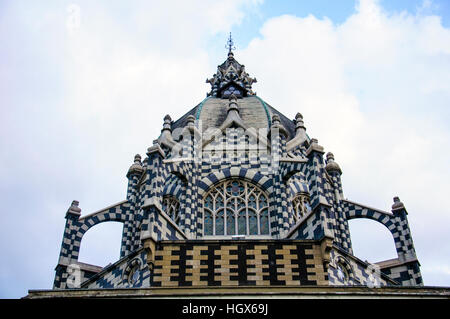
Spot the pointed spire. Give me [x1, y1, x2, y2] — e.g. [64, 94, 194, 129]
[270, 114, 288, 138]
[127, 154, 144, 178]
[325, 152, 342, 175]
[162, 114, 172, 132]
[226, 32, 235, 56]
[286, 112, 307, 152]
[206, 34, 257, 98]
[158, 114, 176, 149]
[295, 113, 306, 134]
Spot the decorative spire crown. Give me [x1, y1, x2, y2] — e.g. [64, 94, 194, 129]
[127, 154, 144, 178]
[392, 196, 405, 211]
[65, 200, 81, 219]
[206, 34, 257, 99]
[326, 152, 342, 175]
[162, 114, 172, 131]
[226, 32, 235, 54]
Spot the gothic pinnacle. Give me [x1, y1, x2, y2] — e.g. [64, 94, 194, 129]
[65, 200, 81, 219]
[270, 114, 288, 138]
[295, 113, 306, 133]
[186, 115, 195, 127]
[392, 196, 405, 210]
[127, 154, 143, 178]
[325, 152, 342, 175]
[162, 114, 172, 132]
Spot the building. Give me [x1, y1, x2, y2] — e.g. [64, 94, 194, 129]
[26, 36, 450, 299]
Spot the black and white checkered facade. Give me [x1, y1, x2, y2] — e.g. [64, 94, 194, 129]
[53, 52, 423, 290]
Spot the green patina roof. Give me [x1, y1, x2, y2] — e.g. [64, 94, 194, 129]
[172, 96, 296, 140]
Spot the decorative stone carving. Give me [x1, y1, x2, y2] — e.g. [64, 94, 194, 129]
[206, 51, 257, 98]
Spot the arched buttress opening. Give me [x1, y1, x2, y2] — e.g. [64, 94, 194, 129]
[77, 221, 123, 268]
[348, 218, 398, 263]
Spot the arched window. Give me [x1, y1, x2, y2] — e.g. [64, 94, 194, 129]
[202, 179, 270, 237]
[162, 195, 180, 225]
[336, 263, 349, 284]
[292, 193, 311, 222]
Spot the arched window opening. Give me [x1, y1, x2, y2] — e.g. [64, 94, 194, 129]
[78, 221, 123, 267]
[348, 219, 398, 263]
[128, 263, 140, 286]
[292, 193, 312, 222]
[202, 179, 270, 237]
[336, 263, 350, 284]
[162, 195, 180, 225]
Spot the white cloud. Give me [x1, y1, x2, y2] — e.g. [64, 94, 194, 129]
[240, 0, 450, 285]
[0, 0, 262, 297]
[1, 0, 449, 297]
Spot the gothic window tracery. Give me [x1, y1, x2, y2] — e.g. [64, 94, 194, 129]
[203, 179, 270, 237]
[292, 193, 312, 222]
[162, 195, 180, 225]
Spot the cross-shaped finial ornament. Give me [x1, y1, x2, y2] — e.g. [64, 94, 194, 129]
[226, 32, 235, 53]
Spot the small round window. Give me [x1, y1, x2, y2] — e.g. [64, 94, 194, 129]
[128, 265, 140, 285]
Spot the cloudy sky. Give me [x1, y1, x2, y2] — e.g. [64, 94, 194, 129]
[1, 0, 450, 298]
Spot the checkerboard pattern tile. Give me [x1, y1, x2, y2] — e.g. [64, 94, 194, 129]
[53, 113, 423, 289]
[81, 249, 151, 289]
[381, 262, 423, 286]
[152, 241, 327, 287]
[328, 249, 395, 286]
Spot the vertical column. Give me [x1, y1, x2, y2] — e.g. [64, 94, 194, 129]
[121, 154, 143, 258]
[268, 115, 289, 238]
[325, 152, 352, 253]
[184, 164, 200, 239]
[391, 197, 420, 261]
[384, 197, 423, 286]
[305, 139, 335, 241]
[140, 142, 166, 242]
[53, 200, 81, 289]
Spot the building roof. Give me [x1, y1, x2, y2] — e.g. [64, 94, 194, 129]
[171, 96, 296, 140]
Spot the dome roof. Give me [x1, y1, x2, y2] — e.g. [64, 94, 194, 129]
[171, 96, 296, 140]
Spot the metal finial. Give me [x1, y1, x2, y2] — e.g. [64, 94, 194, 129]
[226, 32, 235, 54]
